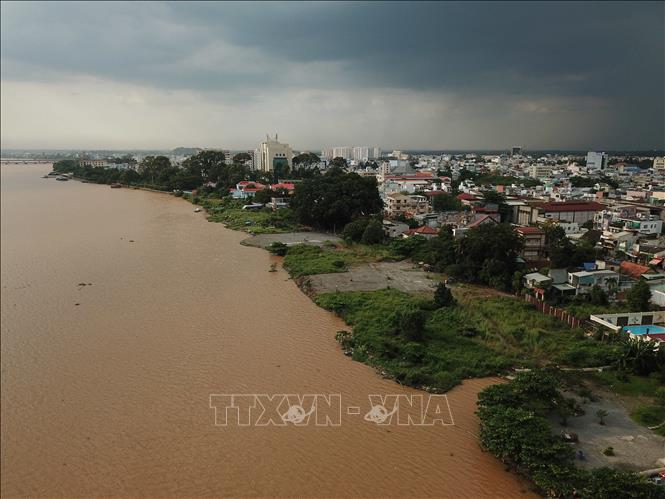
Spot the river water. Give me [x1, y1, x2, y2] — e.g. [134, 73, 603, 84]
[1, 163, 533, 498]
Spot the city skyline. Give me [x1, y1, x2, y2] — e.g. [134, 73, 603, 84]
[1, 1, 664, 151]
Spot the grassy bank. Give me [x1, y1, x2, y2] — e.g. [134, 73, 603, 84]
[314, 289, 627, 392]
[316, 289, 511, 391]
[282, 243, 402, 278]
[198, 197, 300, 234]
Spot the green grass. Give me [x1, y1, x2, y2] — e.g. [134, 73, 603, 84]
[316, 289, 512, 391]
[564, 301, 633, 320]
[206, 206, 298, 234]
[588, 371, 662, 397]
[315, 290, 628, 392]
[283, 245, 351, 278]
[631, 404, 665, 436]
[281, 243, 403, 279]
[463, 296, 623, 367]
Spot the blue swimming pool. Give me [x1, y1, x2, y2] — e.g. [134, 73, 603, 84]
[623, 325, 665, 335]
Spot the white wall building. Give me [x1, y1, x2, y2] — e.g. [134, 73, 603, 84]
[586, 151, 607, 172]
[253, 134, 293, 172]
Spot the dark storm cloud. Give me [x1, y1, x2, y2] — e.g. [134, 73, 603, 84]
[1, 1, 663, 148]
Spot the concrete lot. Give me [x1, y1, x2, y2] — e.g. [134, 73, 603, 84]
[241, 232, 342, 248]
[551, 393, 665, 472]
[304, 261, 437, 295]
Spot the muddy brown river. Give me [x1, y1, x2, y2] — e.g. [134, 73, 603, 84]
[1, 163, 534, 497]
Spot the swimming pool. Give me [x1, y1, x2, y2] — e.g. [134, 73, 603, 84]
[623, 325, 665, 335]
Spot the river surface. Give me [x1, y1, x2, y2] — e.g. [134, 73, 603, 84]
[1, 163, 534, 498]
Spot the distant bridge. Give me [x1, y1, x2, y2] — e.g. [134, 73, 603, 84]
[0, 159, 54, 164]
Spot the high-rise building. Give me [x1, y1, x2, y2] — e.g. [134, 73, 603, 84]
[332, 146, 353, 160]
[371, 147, 382, 160]
[653, 157, 665, 171]
[321, 148, 334, 160]
[253, 134, 293, 172]
[586, 151, 607, 171]
[511, 146, 522, 157]
[352, 146, 370, 162]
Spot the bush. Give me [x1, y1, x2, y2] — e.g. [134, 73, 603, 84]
[361, 220, 384, 245]
[267, 241, 288, 256]
[433, 283, 456, 308]
[342, 219, 370, 242]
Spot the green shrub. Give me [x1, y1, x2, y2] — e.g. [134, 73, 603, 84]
[267, 241, 288, 256]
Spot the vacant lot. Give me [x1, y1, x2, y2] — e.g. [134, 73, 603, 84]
[552, 392, 665, 471]
[242, 232, 342, 248]
[304, 261, 437, 294]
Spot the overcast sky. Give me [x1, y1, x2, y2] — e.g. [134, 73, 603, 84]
[1, 1, 663, 151]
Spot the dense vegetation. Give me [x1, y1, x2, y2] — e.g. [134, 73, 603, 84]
[282, 242, 400, 278]
[290, 167, 383, 230]
[201, 197, 299, 234]
[317, 289, 511, 391]
[53, 151, 253, 193]
[477, 371, 664, 498]
[314, 288, 642, 392]
[384, 224, 524, 290]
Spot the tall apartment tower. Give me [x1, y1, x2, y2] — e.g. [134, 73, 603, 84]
[586, 151, 607, 171]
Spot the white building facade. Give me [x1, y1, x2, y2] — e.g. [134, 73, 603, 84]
[253, 135, 293, 172]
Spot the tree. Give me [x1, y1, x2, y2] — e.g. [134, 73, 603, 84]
[361, 220, 384, 244]
[392, 308, 427, 342]
[432, 193, 462, 212]
[434, 283, 456, 308]
[290, 168, 383, 230]
[595, 409, 608, 425]
[232, 152, 252, 164]
[293, 152, 320, 168]
[342, 219, 370, 242]
[589, 285, 609, 305]
[582, 468, 661, 498]
[627, 280, 651, 311]
[329, 156, 348, 169]
[482, 190, 506, 205]
[456, 223, 523, 290]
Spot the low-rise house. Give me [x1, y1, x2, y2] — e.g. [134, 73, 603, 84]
[229, 181, 267, 199]
[403, 225, 439, 239]
[523, 272, 552, 289]
[269, 197, 289, 210]
[537, 201, 605, 224]
[382, 220, 410, 238]
[385, 193, 431, 217]
[619, 261, 652, 280]
[567, 269, 620, 295]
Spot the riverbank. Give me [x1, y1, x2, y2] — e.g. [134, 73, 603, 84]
[4, 163, 539, 498]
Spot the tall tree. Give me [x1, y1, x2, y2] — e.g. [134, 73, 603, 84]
[627, 279, 652, 311]
[291, 168, 383, 230]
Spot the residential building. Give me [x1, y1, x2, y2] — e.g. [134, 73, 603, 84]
[529, 164, 552, 179]
[229, 181, 266, 199]
[403, 225, 439, 239]
[567, 269, 620, 295]
[536, 201, 605, 224]
[515, 226, 546, 262]
[586, 151, 607, 171]
[385, 193, 430, 217]
[79, 159, 106, 167]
